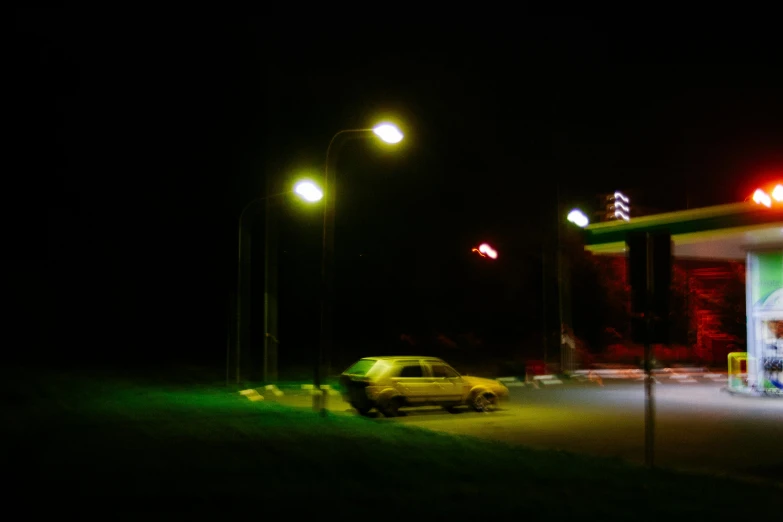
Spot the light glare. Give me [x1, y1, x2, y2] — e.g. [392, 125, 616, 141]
[473, 243, 498, 259]
[753, 189, 772, 207]
[567, 209, 589, 228]
[294, 181, 323, 202]
[614, 191, 629, 203]
[373, 123, 403, 144]
[773, 185, 783, 202]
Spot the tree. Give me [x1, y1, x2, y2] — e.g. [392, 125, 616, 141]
[570, 252, 630, 351]
[687, 261, 746, 345]
[571, 252, 703, 351]
[670, 262, 696, 346]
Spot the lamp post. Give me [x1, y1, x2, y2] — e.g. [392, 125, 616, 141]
[234, 180, 322, 387]
[559, 207, 589, 374]
[314, 123, 403, 414]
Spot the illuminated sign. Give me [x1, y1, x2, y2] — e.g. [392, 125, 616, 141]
[605, 191, 630, 221]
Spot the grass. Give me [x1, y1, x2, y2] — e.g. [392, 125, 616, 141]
[9, 366, 780, 517]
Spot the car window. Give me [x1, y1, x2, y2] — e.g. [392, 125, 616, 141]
[431, 364, 459, 378]
[398, 364, 424, 378]
[344, 359, 379, 376]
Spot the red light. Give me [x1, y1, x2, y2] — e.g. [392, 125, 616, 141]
[472, 243, 497, 259]
[749, 183, 783, 207]
[752, 189, 772, 207]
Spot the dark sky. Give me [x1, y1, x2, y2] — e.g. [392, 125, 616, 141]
[13, 11, 783, 368]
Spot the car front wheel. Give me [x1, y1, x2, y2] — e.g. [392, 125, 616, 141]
[470, 392, 496, 412]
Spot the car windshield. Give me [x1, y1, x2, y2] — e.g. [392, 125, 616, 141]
[344, 359, 386, 376]
[431, 364, 460, 378]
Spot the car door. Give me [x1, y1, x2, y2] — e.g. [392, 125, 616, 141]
[390, 362, 433, 403]
[429, 363, 464, 402]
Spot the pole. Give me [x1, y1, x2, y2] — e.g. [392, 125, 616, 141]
[263, 178, 280, 384]
[236, 213, 247, 386]
[644, 232, 656, 469]
[264, 198, 280, 383]
[556, 189, 564, 375]
[226, 291, 234, 387]
[237, 198, 263, 386]
[316, 128, 374, 415]
[541, 248, 548, 367]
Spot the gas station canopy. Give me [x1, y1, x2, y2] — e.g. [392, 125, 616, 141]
[581, 198, 783, 396]
[583, 202, 783, 260]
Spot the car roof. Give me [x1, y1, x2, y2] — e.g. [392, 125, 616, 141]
[363, 356, 444, 363]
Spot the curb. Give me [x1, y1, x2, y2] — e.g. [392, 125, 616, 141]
[572, 368, 728, 383]
[238, 384, 343, 400]
[238, 389, 264, 401]
[265, 385, 285, 397]
[301, 384, 341, 396]
[239, 370, 729, 401]
[497, 375, 566, 388]
[238, 384, 287, 401]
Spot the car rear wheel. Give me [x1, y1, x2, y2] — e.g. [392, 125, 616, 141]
[380, 397, 404, 417]
[471, 392, 496, 412]
[352, 403, 372, 416]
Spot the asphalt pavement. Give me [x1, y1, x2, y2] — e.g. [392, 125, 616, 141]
[262, 380, 783, 484]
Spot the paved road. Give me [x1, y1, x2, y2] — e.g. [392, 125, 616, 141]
[271, 381, 783, 483]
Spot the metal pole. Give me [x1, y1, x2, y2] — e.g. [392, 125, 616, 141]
[237, 199, 263, 386]
[263, 177, 278, 384]
[226, 292, 233, 388]
[263, 210, 269, 385]
[316, 128, 373, 415]
[236, 215, 246, 386]
[556, 191, 564, 375]
[644, 232, 656, 469]
[263, 192, 280, 384]
[542, 248, 547, 366]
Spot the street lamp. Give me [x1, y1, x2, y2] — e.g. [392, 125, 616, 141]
[567, 209, 589, 228]
[294, 180, 324, 202]
[558, 207, 589, 375]
[314, 122, 403, 414]
[373, 124, 404, 144]
[234, 179, 323, 387]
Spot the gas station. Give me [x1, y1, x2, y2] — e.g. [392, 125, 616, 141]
[580, 187, 783, 397]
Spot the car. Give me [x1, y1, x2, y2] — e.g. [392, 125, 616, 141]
[339, 356, 509, 417]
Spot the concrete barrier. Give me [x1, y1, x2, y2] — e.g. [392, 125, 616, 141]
[497, 377, 527, 387]
[264, 385, 284, 397]
[668, 374, 699, 382]
[301, 384, 340, 396]
[238, 389, 264, 401]
[533, 375, 563, 385]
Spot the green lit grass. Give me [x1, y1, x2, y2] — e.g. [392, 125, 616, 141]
[9, 367, 779, 516]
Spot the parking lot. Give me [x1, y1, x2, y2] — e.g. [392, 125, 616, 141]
[265, 380, 783, 483]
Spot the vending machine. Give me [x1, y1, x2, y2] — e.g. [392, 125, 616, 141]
[745, 253, 783, 396]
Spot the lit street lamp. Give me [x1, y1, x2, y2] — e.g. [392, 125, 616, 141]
[567, 209, 589, 228]
[294, 180, 324, 202]
[557, 207, 589, 374]
[234, 179, 322, 386]
[315, 122, 403, 414]
[372, 124, 404, 144]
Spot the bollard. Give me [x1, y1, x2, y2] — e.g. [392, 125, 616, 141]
[321, 388, 329, 411]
